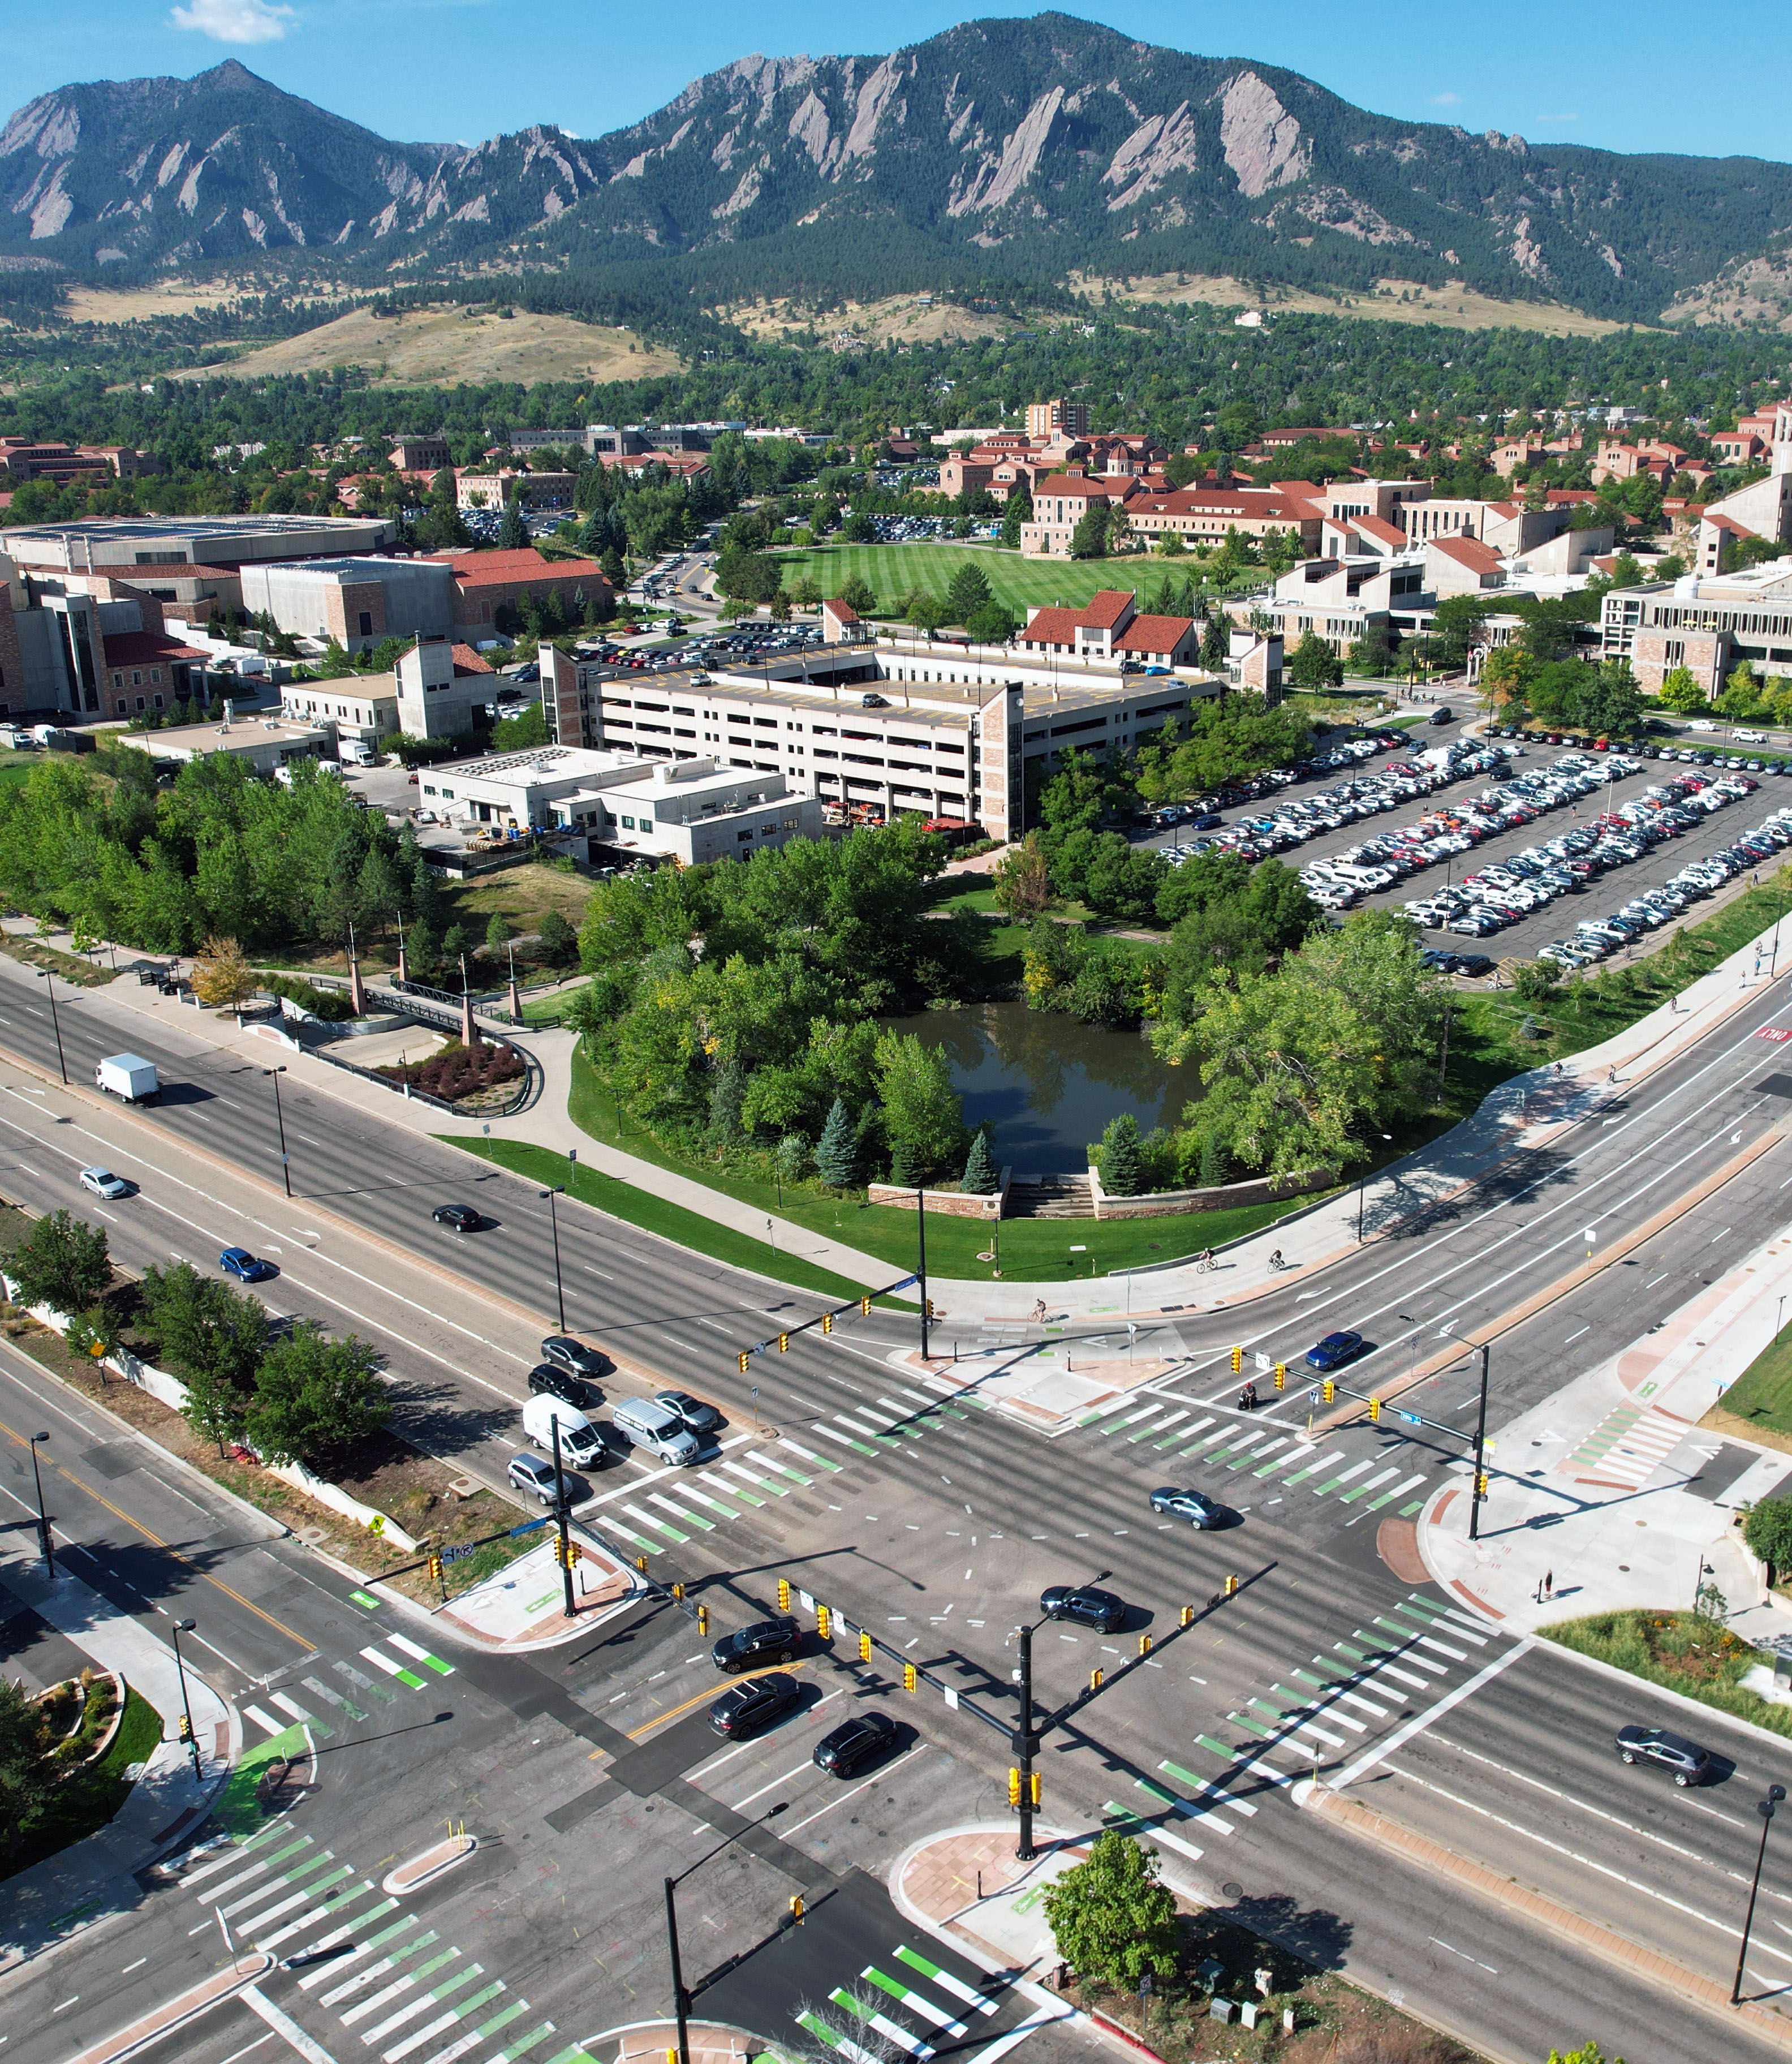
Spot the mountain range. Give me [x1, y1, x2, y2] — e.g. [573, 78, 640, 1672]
[5, 15, 1792, 326]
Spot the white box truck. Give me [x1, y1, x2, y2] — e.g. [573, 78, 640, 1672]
[521, 1393, 605, 1469]
[95, 1053, 159, 1104]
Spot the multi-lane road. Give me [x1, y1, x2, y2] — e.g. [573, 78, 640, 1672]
[6, 931, 1792, 2062]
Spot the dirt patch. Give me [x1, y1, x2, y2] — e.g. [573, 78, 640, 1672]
[167, 303, 681, 388]
[716, 293, 1027, 347]
[1070, 269, 1630, 337]
[60, 277, 266, 324]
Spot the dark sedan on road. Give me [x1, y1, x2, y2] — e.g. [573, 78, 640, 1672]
[541, 1336, 610, 1384]
[1306, 1329, 1365, 1372]
[1149, 1486, 1224, 1529]
[712, 1615, 801, 1673]
[1615, 1724, 1712, 1786]
[432, 1203, 481, 1233]
[1039, 1584, 1127, 1633]
[709, 1672, 801, 1738]
[656, 1389, 723, 1437]
[813, 1711, 897, 1777]
[219, 1247, 276, 1283]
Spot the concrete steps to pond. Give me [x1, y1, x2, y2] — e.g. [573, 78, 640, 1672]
[1006, 1173, 1095, 1219]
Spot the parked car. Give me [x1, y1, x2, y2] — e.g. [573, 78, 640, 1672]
[1614, 1724, 1711, 1786]
[1149, 1486, 1224, 1529]
[712, 1615, 801, 1674]
[78, 1167, 131, 1199]
[813, 1710, 898, 1777]
[1039, 1584, 1127, 1632]
[1306, 1329, 1365, 1372]
[219, 1247, 275, 1283]
[709, 1672, 801, 1738]
[432, 1203, 481, 1233]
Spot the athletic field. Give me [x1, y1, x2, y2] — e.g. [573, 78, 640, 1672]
[770, 541, 1165, 616]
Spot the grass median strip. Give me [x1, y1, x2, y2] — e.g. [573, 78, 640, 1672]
[1544, 1607, 1792, 1740]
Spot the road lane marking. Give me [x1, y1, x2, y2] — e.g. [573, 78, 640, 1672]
[1333, 1639, 1532, 1788]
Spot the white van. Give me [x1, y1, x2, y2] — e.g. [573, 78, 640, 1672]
[521, 1393, 605, 1469]
[611, 1396, 701, 1467]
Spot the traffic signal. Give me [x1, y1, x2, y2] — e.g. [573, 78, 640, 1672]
[738, 1350, 750, 1374]
[696, 1605, 709, 1635]
[860, 1295, 872, 1317]
[858, 1629, 872, 1663]
[1029, 1773, 1041, 1809]
[788, 1894, 805, 1924]
[178, 1714, 191, 1740]
[671, 1581, 684, 1602]
[902, 1663, 916, 1693]
[1179, 1605, 1194, 1628]
[1007, 1768, 1022, 1808]
[1224, 1573, 1239, 1597]
[566, 1540, 581, 1567]
[1368, 1395, 1381, 1424]
[1089, 1667, 1104, 1692]
[636, 1555, 649, 1573]
[428, 1553, 443, 1583]
[1476, 1472, 1490, 1498]
[1273, 1362, 1286, 1391]
[1322, 1378, 1336, 1404]
[821, 1312, 833, 1334]
[925, 1298, 936, 1319]
[1138, 1633, 1153, 1657]
[778, 1577, 791, 1611]
[778, 1332, 790, 1353]
[1230, 1344, 1243, 1374]
[816, 1604, 832, 1641]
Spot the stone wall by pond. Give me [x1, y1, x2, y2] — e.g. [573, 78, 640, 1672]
[1088, 1163, 1337, 1219]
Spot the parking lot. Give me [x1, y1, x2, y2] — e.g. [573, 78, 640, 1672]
[1136, 719, 1792, 970]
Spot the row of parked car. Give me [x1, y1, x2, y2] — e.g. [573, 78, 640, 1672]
[1177, 737, 1510, 889]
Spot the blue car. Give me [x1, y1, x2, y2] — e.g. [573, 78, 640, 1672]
[1306, 1329, 1364, 1372]
[220, 1247, 275, 1283]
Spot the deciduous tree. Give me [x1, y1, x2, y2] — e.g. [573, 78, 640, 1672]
[5, 1210, 111, 1317]
[245, 1327, 389, 1474]
[1041, 1831, 1179, 1994]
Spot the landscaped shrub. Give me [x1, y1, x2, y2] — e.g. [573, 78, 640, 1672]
[377, 1040, 524, 1103]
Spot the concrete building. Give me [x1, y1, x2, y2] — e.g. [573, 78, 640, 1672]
[1695, 403, 1792, 575]
[239, 557, 453, 652]
[1267, 552, 1429, 655]
[282, 674, 400, 748]
[1601, 564, 1792, 698]
[454, 468, 577, 513]
[2, 514, 398, 578]
[415, 747, 824, 863]
[130, 714, 331, 776]
[1026, 400, 1089, 440]
[389, 436, 450, 473]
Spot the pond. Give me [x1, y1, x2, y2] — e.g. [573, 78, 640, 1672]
[896, 1001, 1188, 1174]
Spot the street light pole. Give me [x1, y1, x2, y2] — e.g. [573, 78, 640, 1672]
[550, 1413, 574, 1621]
[1734, 1783, 1787, 2004]
[916, 1185, 931, 1362]
[540, 1186, 566, 1333]
[663, 1800, 790, 2064]
[170, 1617, 201, 1778]
[28, 1432, 54, 1575]
[264, 1065, 290, 1197]
[1468, 1340, 1491, 1542]
[37, 970, 67, 1086]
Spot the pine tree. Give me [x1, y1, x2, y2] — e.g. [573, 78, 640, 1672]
[815, 1097, 859, 1191]
[889, 1134, 924, 1187]
[498, 498, 530, 551]
[946, 562, 994, 624]
[708, 1059, 746, 1145]
[962, 1129, 999, 1195]
[1101, 1114, 1144, 1197]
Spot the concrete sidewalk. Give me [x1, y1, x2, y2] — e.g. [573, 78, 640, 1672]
[416, 1524, 647, 1653]
[1417, 1214, 1792, 1641]
[0, 1549, 240, 1971]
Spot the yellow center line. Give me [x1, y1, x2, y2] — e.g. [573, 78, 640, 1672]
[625, 1663, 808, 1740]
[0, 1409, 312, 1649]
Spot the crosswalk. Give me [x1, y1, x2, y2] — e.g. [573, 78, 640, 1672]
[1068, 1398, 1433, 1520]
[176, 1811, 585, 2064]
[239, 1633, 456, 1739]
[1566, 1402, 1688, 1487]
[1100, 1591, 1505, 1863]
[796, 1940, 1009, 2064]
[581, 1398, 981, 1554]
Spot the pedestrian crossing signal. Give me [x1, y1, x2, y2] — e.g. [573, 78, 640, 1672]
[858, 1629, 872, 1663]
[1322, 1378, 1336, 1403]
[1008, 1768, 1021, 1807]
[1368, 1395, 1381, 1424]
[821, 1312, 833, 1334]
[1029, 1773, 1041, 1808]
[778, 1332, 790, 1353]
[816, 1605, 832, 1641]
[1231, 1344, 1243, 1373]
[778, 1577, 791, 1611]
[1273, 1362, 1286, 1391]
[902, 1663, 917, 1692]
[860, 1295, 872, 1317]
[738, 1350, 750, 1374]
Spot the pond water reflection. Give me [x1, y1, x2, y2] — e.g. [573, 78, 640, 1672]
[895, 1001, 1187, 1174]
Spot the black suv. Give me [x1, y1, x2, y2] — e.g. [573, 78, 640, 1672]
[542, 1337, 610, 1384]
[813, 1712, 897, 1777]
[528, 1364, 600, 1411]
[709, 1674, 800, 1738]
[712, 1615, 802, 1674]
[432, 1203, 481, 1232]
[1614, 1725, 1711, 1786]
[1039, 1585, 1127, 1633]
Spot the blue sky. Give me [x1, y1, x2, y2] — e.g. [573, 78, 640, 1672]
[10, 1, 1788, 162]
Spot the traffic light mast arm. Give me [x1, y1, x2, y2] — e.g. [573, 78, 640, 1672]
[737, 1275, 924, 1365]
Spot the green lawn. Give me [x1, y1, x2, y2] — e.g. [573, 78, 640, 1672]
[1, 1687, 163, 1883]
[1707, 1326, 1792, 1441]
[773, 542, 1172, 617]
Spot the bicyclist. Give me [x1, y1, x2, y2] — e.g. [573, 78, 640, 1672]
[1199, 1248, 1214, 1270]
[1268, 1248, 1285, 1271]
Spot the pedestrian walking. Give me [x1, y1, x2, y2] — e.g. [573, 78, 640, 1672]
[1544, 1570, 1554, 1601]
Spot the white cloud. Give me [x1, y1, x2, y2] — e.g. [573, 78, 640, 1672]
[170, 0, 295, 44]
[1429, 91, 1461, 106]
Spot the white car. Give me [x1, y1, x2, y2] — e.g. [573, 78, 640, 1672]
[79, 1167, 130, 1199]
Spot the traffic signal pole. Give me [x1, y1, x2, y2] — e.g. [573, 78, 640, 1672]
[1015, 1620, 1036, 1862]
[551, 1416, 575, 1619]
[1468, 1341, 1491, 1542]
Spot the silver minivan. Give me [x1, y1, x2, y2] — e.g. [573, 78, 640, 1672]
[612, 1396, 702, 1466]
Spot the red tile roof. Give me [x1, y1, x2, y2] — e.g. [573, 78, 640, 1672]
[1034, 471, 1120, 500]
[1016, 608, 1085, 646]
[1115, 615, 1195, 652]
[451, 643, 496, 675]
[102, 631, 209, 667]
[1352, 515, 1407, 549]
[1082, 590, 1134, 628]
[1429, 536, 1506, 573]
[430, 549, 610, 590]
